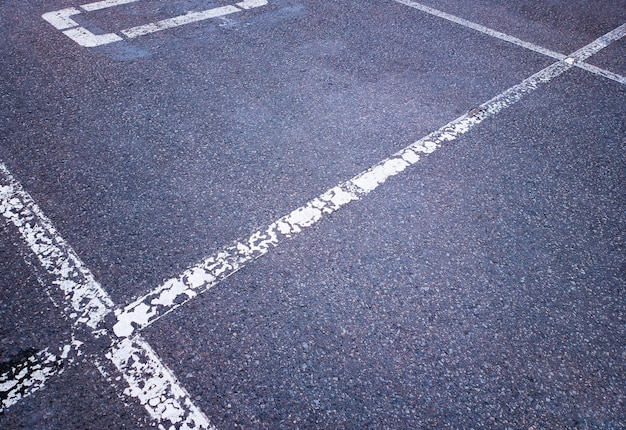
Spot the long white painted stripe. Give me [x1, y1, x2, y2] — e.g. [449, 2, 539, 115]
[0, 341, 82, 410]
[114, 22, 625, 337]
[568, 23, 626, 61]
[113, 22, 626, 337]
[121, 5, 241, 38]
[0, 164, 211, 428]
[81, 0, 140, 12]
[394, 0, 626, 85]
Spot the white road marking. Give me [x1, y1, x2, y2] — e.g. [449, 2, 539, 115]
[113, 21, 626, 338]
[121, 5, 241, 38]
[12, 3, 626, 426]
[394, 0, 626, 85]
[394, 0, 566, 61]
[81, 0, 140, 12]
[62, 27, 124, 47]
[41, 8, 82, 31]
[42, 0, 268, 47]
[0, 164, 212, 428]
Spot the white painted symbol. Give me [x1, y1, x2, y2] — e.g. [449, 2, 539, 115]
[42, 0, 268, 47]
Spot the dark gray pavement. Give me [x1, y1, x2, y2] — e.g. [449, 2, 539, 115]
[1, 0, 625, 428]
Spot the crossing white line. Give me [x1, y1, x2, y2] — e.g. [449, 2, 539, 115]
[0, 164, 212, 428]
[112, 21, 626, 338]
[8, 7, 626, 428]
[394, 0, 626, 85]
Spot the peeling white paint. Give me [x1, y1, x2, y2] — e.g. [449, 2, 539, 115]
[0, 166, 114, 329]
[5, 16, 625, 428]
[107, 337, 215, 430]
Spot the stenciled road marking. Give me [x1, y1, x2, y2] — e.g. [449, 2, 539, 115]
[113, 22, 626, 338]
[394, 0, 626, 85]
[0, 164, 212, 428]
[42, 0, 268, 47]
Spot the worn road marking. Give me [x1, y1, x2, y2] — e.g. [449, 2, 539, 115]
[0, 341, 82, 411]
[0, 164, 212, 428]
[42, 0, 268, 47]
[112, 22, 626, 338]
[394, 0, 626, 85]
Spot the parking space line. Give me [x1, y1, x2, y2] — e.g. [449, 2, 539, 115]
[394, 0, 626, 85]
[42, 0, 268, 47]
[112, 21, 625, 339]
[0, 164, 212, 428]
[121, 4, 241, 38]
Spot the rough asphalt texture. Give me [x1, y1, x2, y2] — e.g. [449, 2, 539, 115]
[1, 0, 625, 428]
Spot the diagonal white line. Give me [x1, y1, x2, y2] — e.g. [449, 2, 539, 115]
[113, 21, 626, 339]
[394, 0, 626, 85]
[0, 164, 212, 428]
[393, 0, 566, 61]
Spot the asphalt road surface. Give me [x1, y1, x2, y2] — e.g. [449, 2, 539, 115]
[1, 0, 625, 428]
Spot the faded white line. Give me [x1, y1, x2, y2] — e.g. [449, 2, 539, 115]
[575, 62, 626, 85]
[114, 21, 626, 337]
[81, 0, 141, 12]
[0, 164, 211, 428]
[394, 0, 566, 61]
[394, 0, 626, 85]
